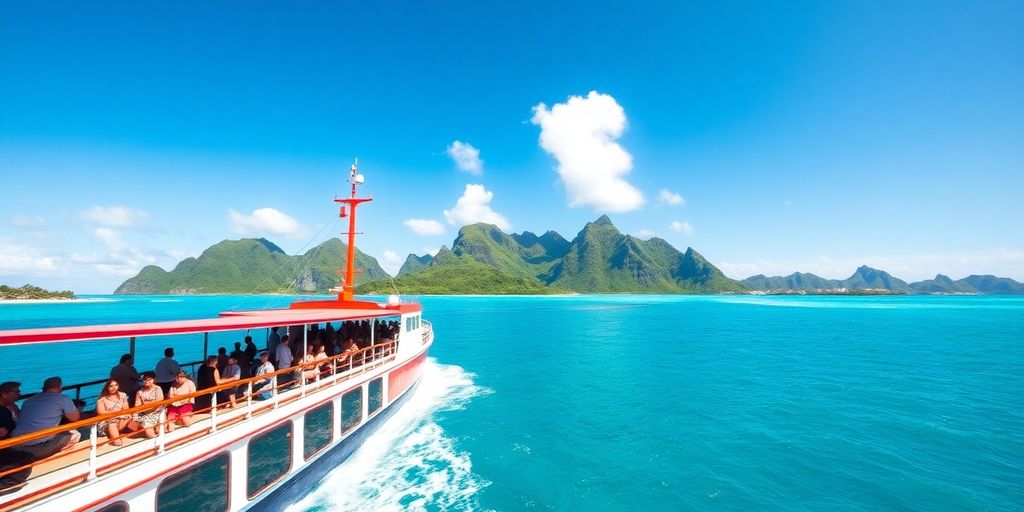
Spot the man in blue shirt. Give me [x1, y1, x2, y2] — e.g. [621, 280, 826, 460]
[10, 377, 81, 461]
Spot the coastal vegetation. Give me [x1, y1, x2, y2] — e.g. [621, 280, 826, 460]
[0, 284, 75, 300]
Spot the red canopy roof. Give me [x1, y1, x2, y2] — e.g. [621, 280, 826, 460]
[0, 303, 420, 346]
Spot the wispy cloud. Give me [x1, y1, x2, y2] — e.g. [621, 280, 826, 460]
[670, 221, 694, 235]
[443, 184, 511, 230]
[403, 219, 446, 236]
[658, 189, 685, 206]
[531, 91, 644, 212]
[635, 229, 657, 240]
[79, 206, 149, 228]
[8, 214, 46, 228]
[446, 141, 484, 176]
[228, 208, 309, 239]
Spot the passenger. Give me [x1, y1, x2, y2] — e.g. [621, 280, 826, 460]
[300, 345, 318, 383]
[110, 354, 141, 403]
[243, 335, 258, 364]
[276, 336, 294, 387]
[338, 338, 359, 369]
[221, 356, 241, 408]
[314, 344, 329, 376]
[155, 347, 181, 397]
[216, 347, 229, 372]
[196, 356, 235, 411]
[10, 377, 82, 460]
[0, 382, 19, 439]
[166, 371, 196, 432]
[95, 379, 133, 446]
[252, 352, 275, 400]
[230, 342, 250, 380]
[0, 381, 31, 494]
[267, 327, 281, 364]
[132, 372, 164, 439]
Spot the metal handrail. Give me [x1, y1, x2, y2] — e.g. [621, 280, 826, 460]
[19, 357, 214, 403]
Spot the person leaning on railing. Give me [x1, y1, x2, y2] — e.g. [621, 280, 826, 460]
[251, 352, 275, 400]
[8, 377, 81, 460]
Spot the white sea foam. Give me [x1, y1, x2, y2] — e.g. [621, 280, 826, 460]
[286, 359, 492, 512]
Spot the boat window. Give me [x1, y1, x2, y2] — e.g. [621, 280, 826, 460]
[341, 387, 362, 433]
[247, 422, 293, 498]
[157, 452, 229, 512]
[304, 402, 333, 460]
[95, 502, 129, 512]
[368, 377, 383, 414]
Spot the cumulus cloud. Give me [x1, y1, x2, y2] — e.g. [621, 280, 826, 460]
[93, 227, 128, 251]
[658, 189, 685, 206]
[79, 206, 149, 228]
[443, 184, 511, 230]
[635, 229, 657, 240]
[0, 238, 58, 274]
[229, 208, 309, 239]
[403, 219, 446, 236]
[446, 141, 484, 175]
[9, 215, 46, 228]
[670, 221, 694, 235]
[380, 250, 403, 276]
[531, 91, 644, 212]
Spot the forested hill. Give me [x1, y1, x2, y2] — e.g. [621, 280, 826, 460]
[114, 238, 388, 294]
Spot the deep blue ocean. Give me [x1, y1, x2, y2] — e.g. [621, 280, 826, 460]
[1, 294, 1022, 511]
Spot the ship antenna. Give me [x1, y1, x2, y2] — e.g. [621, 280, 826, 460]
[333, 158, 372, 301]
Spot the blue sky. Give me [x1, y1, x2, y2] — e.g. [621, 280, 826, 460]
[1, 1, 1022, 293]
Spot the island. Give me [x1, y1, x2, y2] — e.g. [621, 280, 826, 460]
[0, 284, 76, 301]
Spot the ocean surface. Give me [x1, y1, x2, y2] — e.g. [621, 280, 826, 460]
[1, 294, 1023, 511]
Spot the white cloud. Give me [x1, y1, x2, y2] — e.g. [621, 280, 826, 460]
[93, 227, 128, 251]
[9, 215, 46, 228]
[446, 141, 484, 175]
[79, 206, 149, 228]
[635, 229, 657, 240]
[403, 219, 446, 236]
[658, 189, 685, 206]
[443, 184, 511, 230]
[229, 208, 309, 239]
[531, 91, 644, 212]
[670, 221, 694, 235]
[380, 249, 403, 276]
[0, 239, 58, 274]
[423, 246, 441, 257]
[717, 248, 1024, 282]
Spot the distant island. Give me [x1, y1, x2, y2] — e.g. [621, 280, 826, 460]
[0, 284, 75, 301]
[114, 216, 1024, 296]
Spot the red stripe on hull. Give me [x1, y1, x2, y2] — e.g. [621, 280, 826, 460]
[388, 352, 427, 402]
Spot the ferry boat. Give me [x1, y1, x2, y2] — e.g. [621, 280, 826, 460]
[0, 163, 432, 511]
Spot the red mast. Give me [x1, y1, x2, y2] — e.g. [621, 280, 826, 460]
[334, 159, 372, 301]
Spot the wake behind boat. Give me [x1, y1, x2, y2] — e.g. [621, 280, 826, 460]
[0, 163, 434, 511]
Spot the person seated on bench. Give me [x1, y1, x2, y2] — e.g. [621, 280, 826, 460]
[9, 377, 82, 461]
[96, 379, 134, 446]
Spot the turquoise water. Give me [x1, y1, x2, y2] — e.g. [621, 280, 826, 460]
[2, 295, 1023, 511]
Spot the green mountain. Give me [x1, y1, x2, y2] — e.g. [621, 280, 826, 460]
[909, 274, 977, 294]
[375, 216, 746, 294]
[842, 266, 912, 292]
[357, 259, 563, 295]
[397, 253, 433, 276]
[958, 275, 1024, 294]
[114, 238, 388, 294]
[743, 272, 836, 291]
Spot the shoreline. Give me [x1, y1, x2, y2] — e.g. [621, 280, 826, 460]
[0, 298, 111, 304]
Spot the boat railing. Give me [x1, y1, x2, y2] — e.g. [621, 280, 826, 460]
[19, 357, 214, 405]
[422, 320, 434, 345]
[0, 339, 398, 508]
